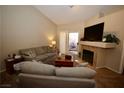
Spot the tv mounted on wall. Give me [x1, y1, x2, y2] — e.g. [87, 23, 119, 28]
[83, 22, 104, 41]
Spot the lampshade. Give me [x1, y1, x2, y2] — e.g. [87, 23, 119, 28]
[49, 44, 53, 47]
[52, 41, 56, 45]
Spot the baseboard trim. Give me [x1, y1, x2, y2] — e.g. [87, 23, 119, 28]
[0, 69, 6, 73]
[96, 66, 105, 69]
[104, 66, 121, 74]
[96, 66, 121, 74]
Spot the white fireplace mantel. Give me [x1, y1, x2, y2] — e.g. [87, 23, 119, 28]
[79, 41, 117, 48]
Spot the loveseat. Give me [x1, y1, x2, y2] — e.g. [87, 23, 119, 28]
[19, 46, 57, 65]
[17, 62, 96, 88]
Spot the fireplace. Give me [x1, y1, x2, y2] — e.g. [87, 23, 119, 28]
[80, 41, 117, 68]
[82, 49, 94, 65]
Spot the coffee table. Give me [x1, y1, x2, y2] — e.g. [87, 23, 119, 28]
[55, 58, 74, 67]
[55, 54, 80, 67]
[55, 54, 88, 67]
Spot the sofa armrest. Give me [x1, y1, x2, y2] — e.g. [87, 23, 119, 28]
[17, 73, 96, 88]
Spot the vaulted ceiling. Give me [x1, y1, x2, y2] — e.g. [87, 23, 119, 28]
[34, 5, 124, 25]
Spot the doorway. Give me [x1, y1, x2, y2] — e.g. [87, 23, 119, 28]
[68, 32, 79, 54]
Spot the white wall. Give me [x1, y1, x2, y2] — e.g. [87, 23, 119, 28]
[57, 22, 84, 53]
[0, 6, 2, 72]
[58, 22, 84, 39]
[57, 8, 124, 73]
[59, 32, 66, 54]
[1, 6, 57, 70]
[120, 40, 124, 73]
[84, 9, 124, 73]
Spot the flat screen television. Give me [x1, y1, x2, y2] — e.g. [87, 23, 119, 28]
[83, 22, 104, 41]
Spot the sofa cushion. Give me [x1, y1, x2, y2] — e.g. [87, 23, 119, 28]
[20, 62, 55, 76]
[14, 61, 34, 71]
[45, 53, 56, 57]
[55, 67, 96, 79]
[34, 55, 48, 61]
[20, 48, 36, 58]
[35, 47, 46, 55]
[41, 46, 48, 53]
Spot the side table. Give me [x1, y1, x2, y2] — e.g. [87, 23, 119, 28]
[5, 57, 24, 74]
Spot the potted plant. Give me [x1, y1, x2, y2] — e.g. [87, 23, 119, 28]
[103, 34, 120, 44]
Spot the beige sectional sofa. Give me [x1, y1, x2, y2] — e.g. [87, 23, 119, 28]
[19, 46, 57, 65]
[18, 46, 96, 88]
[17, 62, 96, 88]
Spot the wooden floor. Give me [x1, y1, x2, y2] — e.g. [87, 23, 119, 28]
[0, 68, 124, 88]
[95, 68, 124, 88]
[0, 71, 18, 88]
